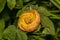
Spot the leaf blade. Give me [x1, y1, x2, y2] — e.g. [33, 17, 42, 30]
[7, 0, 16, 10]
[16, 29, 28, 40]
[16, 0, 23, 9]
[0, 19, 5, 39]
[41, 15, 55, 35]
[38, 6, 51, 16]
[3, 25, 16, 40]
[50, 0, 60, 9]
[0, 0, 6, 13]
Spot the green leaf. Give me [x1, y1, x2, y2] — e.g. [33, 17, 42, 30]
[38, 6, 52, 16]
[30, 5, 38, 10]
[0, 19, 5, 33]
[16, 6, 29, 17]
[33, 25, 41, 33]
[49, 14, 60, 19]
[0, 0, 6, 13]
[38, 6, 60, 19]
[54, 0, 60, 5]
[23, 0, 30, 3]
[0, 19, 5, 39]
[50, 15, 60, 19]
[49, 10, 60, 13]
[16, 29, 28, 40]
[7, 0, 16, 10]
[16, 5, 39, 17]
[28, 35, 35, 40]
[42, 28, 51, 34]
[3, 25, 16, 40]
[16, 0, 23, 9]
[50, 0, 60, 9]
[57, 28, 60, 34]
[41, 15, 55, 35]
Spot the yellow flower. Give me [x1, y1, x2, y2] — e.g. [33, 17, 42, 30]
[18, 10, 40, 32]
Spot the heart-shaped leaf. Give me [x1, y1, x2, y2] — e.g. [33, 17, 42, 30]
[7, 0, 16, 10]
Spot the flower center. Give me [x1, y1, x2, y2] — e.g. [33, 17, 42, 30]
[24, 13, 36, 24]
[24, 17, 32, 24]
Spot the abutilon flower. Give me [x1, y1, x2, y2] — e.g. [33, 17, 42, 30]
[18, 10, 40, 32]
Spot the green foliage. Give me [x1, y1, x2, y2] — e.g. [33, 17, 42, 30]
[38, 6, 52, 16]
[7, 0, 16, 10]
[16, 6, 28, 17]
[16, 29, 28, 40]
[40, 15, 55, 35]
[3, 25, 16, 40]
[0, 19, 5, 33]
[0, 0, 6, 13]
[0, 0, 60, 40]
[33, 25, 41, 33]
[50, 0, 60, 9]
[0, 19, 5, 39]
[16, 0, 23, 9]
